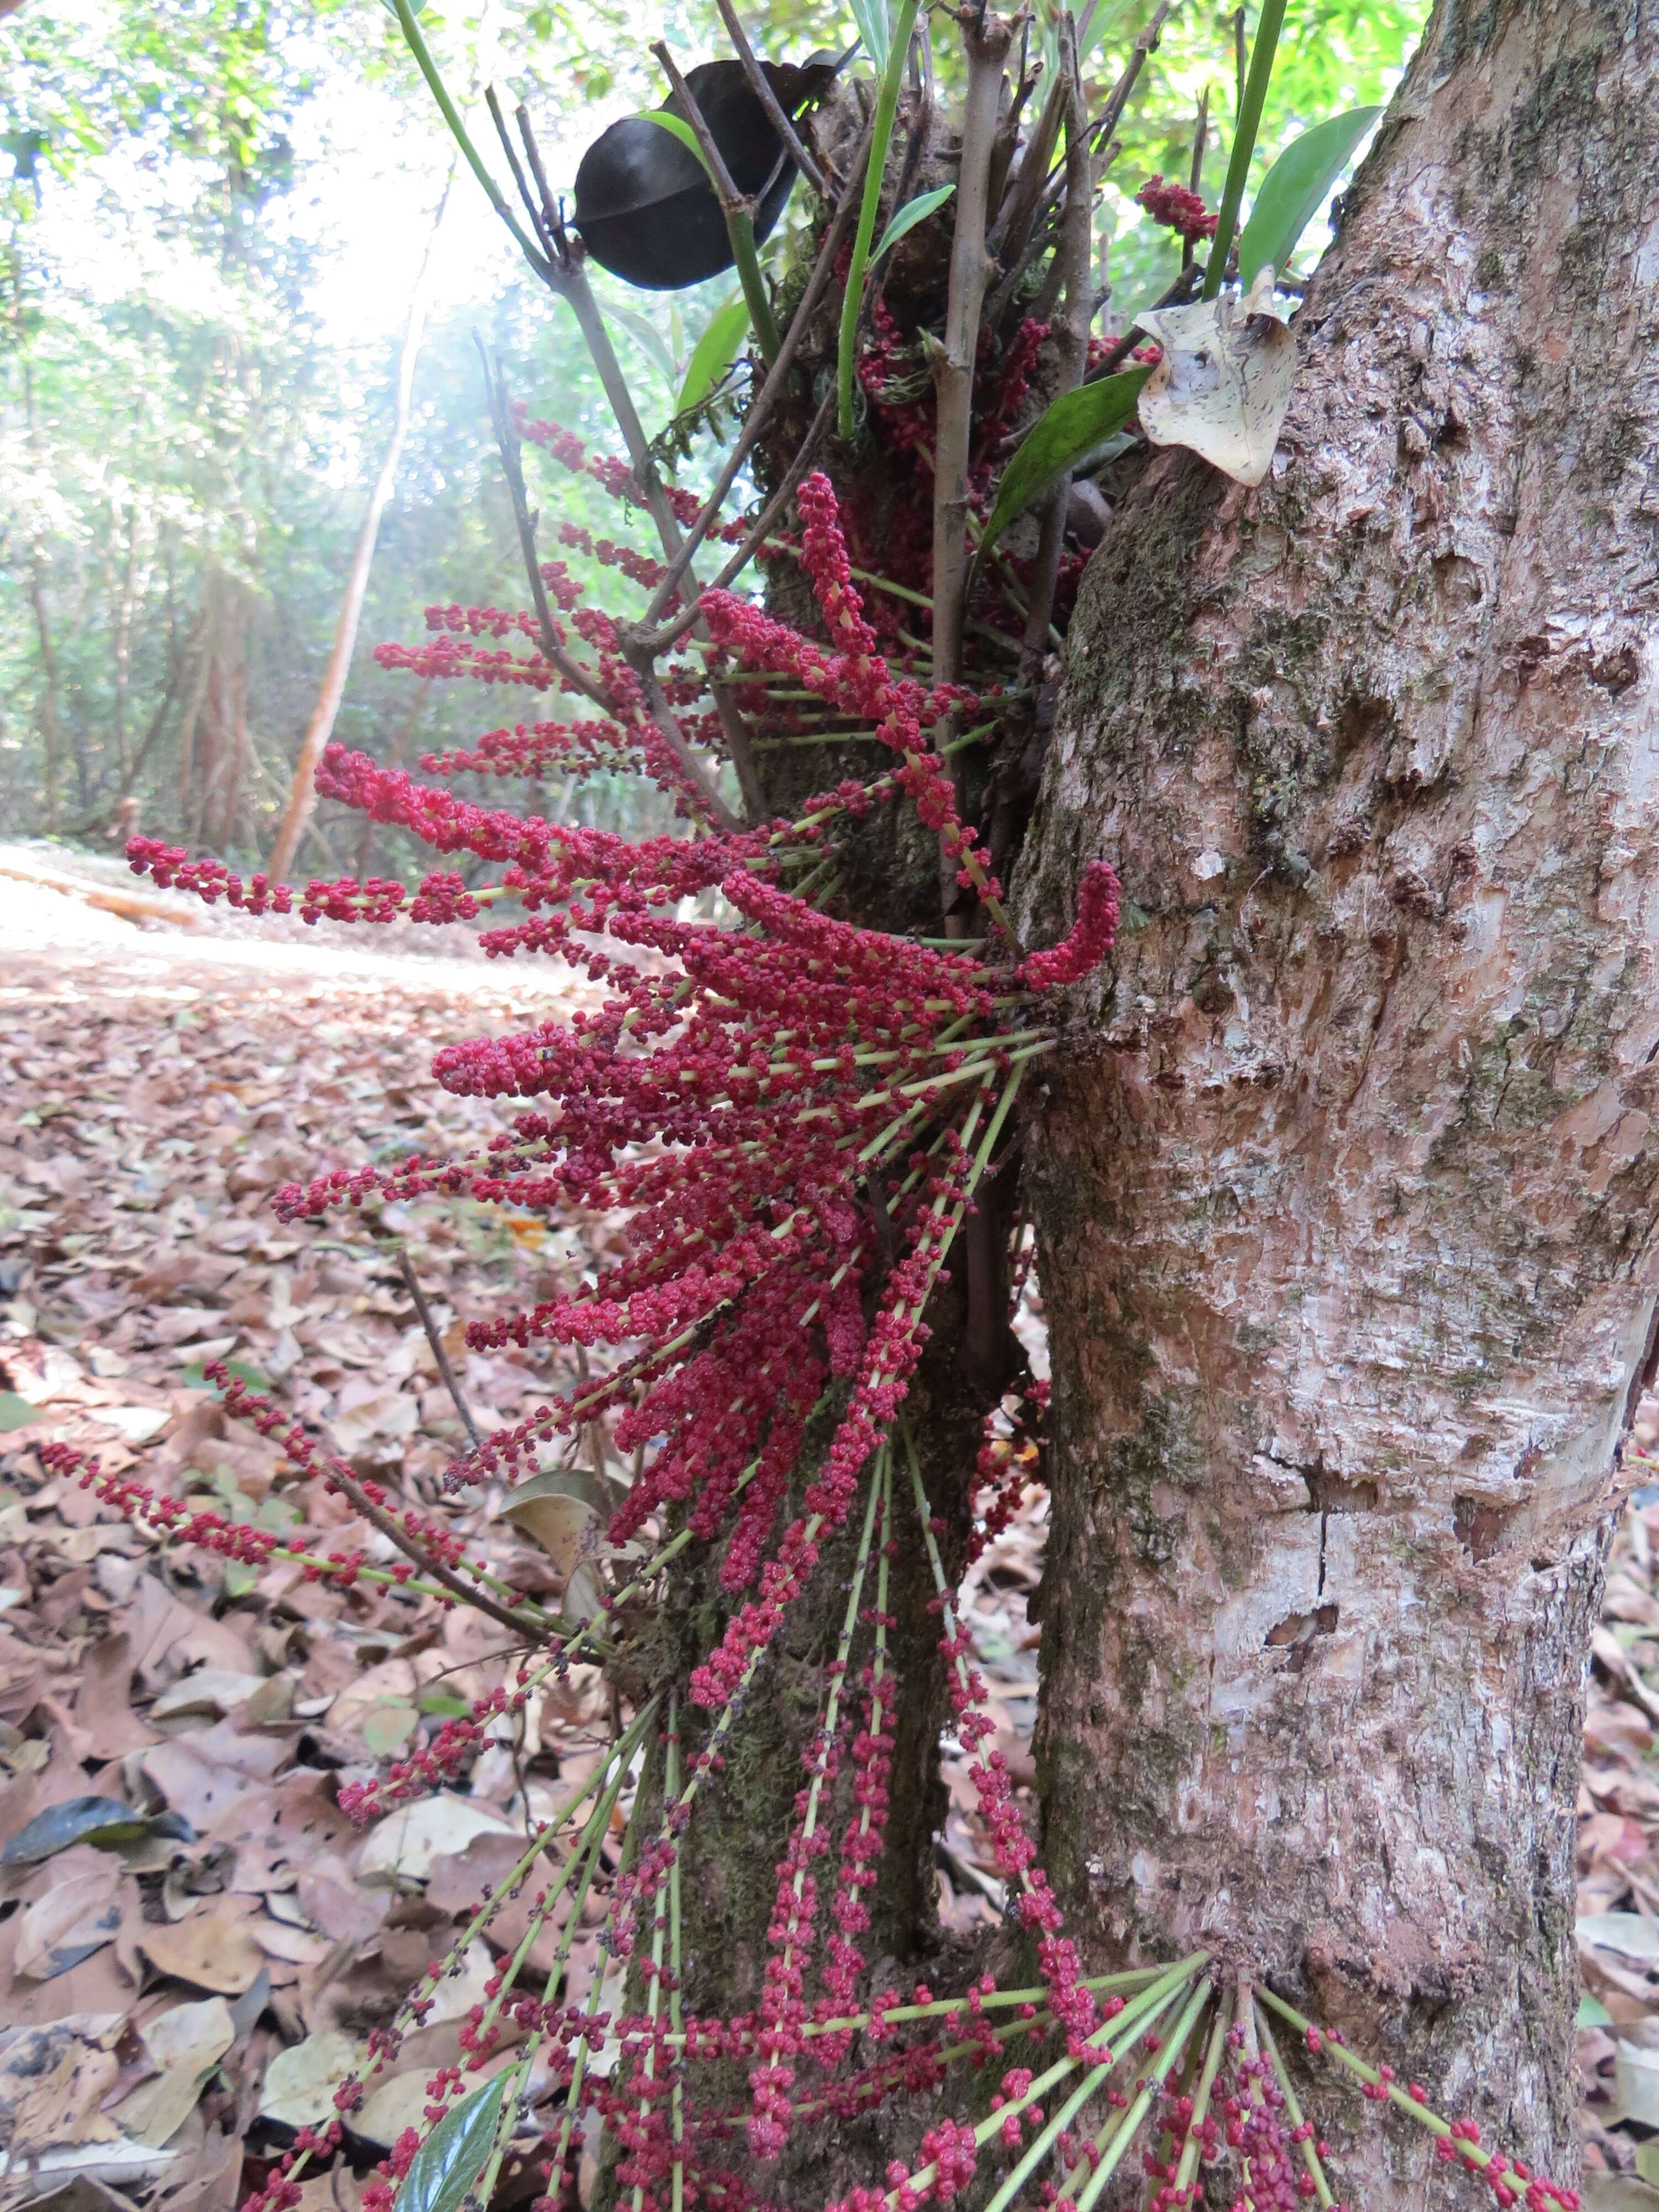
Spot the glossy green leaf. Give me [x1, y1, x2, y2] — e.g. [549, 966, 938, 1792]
[639, 112, 716, 188]
[1578, 1993, 1613, 2028]
[677, 296, 752, 413]
[837, 0, 924, 437]
[1237, 106, 1380, 287]
[848, 0, 892, 67]
[975, 367, 1152, 567]
[394, 2072, 513, 2212]
[874, 185, 954, 262]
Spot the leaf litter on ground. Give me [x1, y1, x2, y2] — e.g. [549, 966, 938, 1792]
[0, 865, 1645, 2201]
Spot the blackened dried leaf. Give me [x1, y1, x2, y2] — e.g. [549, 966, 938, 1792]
[574, 54, 840, 290]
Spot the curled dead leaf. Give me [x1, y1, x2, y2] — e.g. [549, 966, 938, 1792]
[1137, 269, 1296, 489]
[138, 1901, 263, 1994]
[499, 1468, 607, 1578]
[257, 2030, 365, 2130]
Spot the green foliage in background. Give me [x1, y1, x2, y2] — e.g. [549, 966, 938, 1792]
[0, 0, 1427, 865]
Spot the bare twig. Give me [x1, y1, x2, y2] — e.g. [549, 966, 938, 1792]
[398, 1246, 482, 1451]
[477, 341, 740, 830]
[931, 4, 1014, 916]
[651, 38, 781, 362]
[1088, 258, 1202, 378]
[514, 103, 566, 249]
[325, 1455, 542, 1638]
[625, 646, 744, 832]
[1020, 18, 1095, 674]
[984, 62, 1068, 321]
[637, 108, 876, 645]
[713, 0, 827, 196]
[486, 86, 556, 258]
[1094, 0, 1180, 150]
[651, 38, 747, 210]
[1183, 87, 1209, 268]
[650, 385, 837, 657]
[473, 341, 618, 719]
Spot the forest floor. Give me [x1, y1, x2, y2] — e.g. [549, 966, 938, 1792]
[0, 860, 1652, 2209]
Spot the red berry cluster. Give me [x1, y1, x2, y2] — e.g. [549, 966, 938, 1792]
[1136, 174, 1219, 241]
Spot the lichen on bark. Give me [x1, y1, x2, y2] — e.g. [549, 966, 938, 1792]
[1015, 0, 1659, 2187]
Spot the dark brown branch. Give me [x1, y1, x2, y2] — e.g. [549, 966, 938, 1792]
[987, 62, 1067, 282]
[1020, 17, 1094, 673]
[324, 1455, 541, 1637]
[476, 341, 740, 831]
[637, 106, 877, 641]
[648, 385, 838, 659]
[650, 39, 752, 216]
[398, 1248, 482, 1451]
[713, 0, 827, 197]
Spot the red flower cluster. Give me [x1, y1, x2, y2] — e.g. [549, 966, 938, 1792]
[1136, 174, 1219, 241]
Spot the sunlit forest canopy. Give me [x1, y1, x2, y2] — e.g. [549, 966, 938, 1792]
[0, 0, 1425, 867]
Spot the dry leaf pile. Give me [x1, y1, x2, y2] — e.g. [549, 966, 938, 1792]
[0, 877, 1048, 2212]
[4, 870, 1647, 2209]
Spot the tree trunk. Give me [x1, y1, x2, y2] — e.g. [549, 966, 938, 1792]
[25, 545, 61, 833]
[265, 171, 452, 881]
[1017, 0, 1657, 2185]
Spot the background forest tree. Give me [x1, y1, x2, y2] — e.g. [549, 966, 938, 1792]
[0, 0, 1421, 865]
[13, 0, 1650, 2209]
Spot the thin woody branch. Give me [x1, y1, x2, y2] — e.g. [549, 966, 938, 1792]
[713, 0, 827, 197]
[931, 4, 1014, 917]
[651, 37, 782, 363]
[1020, 17, 1094, 672]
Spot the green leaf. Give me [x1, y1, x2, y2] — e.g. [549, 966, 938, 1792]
[873, 185, 954, 262]
[837, 0, 924, 439]
[848, 0, 892, 67]
[677, 296, 751, 414]
[2, 1795, 194, 1867]
[975, 367, 1152, 568]
[223, 1561, 259, 1599]
[1237, 107, 1381, 288]
[419, 1687, 472, 1718]
[0, 1392, 41, 1433]
[394, 2072, 513, 2212]
[1578, 1993, 1614, 2028]
[1077, 0, 1134, 59]
[181, 1357, 269, 1394]
[596, 293, 679, 388]
[638, 112, 716, 188]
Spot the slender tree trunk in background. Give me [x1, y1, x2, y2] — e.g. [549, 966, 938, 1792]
[25, 546, 61, 833]
[1018, 0, 1657, 2185]
[265, 173, 452, 881]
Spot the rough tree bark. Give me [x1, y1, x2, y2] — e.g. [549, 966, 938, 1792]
[1017, 0, 1658, 2184]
